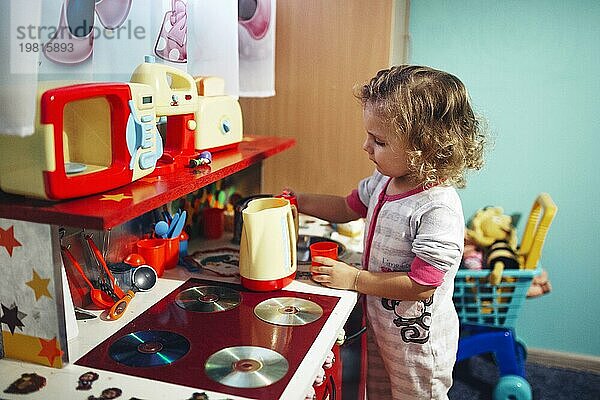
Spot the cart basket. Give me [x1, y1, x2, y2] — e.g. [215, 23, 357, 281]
[453, 267, 541, 328]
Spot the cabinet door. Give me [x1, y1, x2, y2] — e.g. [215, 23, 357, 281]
[240, 0, 395, 196]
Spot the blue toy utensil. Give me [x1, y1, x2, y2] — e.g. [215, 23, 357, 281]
[170, 210, 187, 239]
[166, 213, 180, 238]
[155, 221, 169, 238]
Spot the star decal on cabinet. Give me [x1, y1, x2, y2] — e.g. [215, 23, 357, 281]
[37, 336, 64, 366]
[100, 193, 133, 202]
[0, 303, 26, 334]
[0, 225, 22, 256]
[26, 269, 53, 301]
[0, 219, 66, 368]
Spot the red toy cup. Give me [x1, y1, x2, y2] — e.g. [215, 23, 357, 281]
[136, 239, 166, 277]
[310, 241, 338, 269]
[202, 207, 225, 239]
[162, 236, 180, 270]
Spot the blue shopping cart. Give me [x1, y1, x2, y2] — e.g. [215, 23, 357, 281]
[454, 267, 541, 399]
[454, 193, 557, 400]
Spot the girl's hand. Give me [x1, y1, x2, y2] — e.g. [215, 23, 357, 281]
[281, 188, 296, 197]
[310, 257, 359, 290]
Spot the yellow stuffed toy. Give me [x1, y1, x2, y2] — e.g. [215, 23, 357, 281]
[464, 194, 557, 296]
[466, 206, 520, 285]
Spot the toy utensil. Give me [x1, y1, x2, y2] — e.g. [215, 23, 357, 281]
[154, 220, 169, 238]
[74, 306, 97, 320]
[61, 246, 115, 309]
[82, 234, 118, 301]
[170, 210, 186, 238]
[84, 235, 126, 300]
[109, 265, 157, 320]
[166, 212, 181, 238]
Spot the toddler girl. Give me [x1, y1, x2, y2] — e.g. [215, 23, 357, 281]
[294, 65, 487, 399]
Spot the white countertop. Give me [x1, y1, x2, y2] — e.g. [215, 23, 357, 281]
[0, 216, 361, 400]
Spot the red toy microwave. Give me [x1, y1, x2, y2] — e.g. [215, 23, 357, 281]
[0, 82, 163, 200]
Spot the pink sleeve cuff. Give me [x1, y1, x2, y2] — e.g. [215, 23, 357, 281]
[408, 257, 445, 287]
[346, 189, 368, 218]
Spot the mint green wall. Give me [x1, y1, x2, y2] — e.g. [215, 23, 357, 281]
[408, 1, 599, 356]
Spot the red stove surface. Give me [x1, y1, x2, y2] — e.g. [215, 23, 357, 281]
[76, 278, 340, 399]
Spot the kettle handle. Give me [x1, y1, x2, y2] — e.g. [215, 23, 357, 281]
[290, 204, 299, 239]
[287, 205, 297, 267]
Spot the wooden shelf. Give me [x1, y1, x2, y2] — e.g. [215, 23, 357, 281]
[0, 136, 295, 230]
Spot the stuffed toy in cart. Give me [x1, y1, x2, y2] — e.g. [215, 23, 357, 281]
[465, 206, 520, 285]
[464, 206, 552, 297]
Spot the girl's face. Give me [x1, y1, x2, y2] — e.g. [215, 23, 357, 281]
[362, 103, 410, 180]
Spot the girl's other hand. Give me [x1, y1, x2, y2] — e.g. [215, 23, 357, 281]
[281, 188, 296, 197]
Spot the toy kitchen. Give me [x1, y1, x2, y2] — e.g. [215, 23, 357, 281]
[0, 56, 360, 400]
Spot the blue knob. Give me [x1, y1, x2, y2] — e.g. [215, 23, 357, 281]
[221, 120, 231, 134]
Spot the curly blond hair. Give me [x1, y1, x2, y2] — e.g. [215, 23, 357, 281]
[356, 65, 487, 188]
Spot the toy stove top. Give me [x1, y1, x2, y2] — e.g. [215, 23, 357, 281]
[76, 278, 339, 399]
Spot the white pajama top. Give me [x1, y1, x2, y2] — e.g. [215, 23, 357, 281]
[347, 170, 463, 399]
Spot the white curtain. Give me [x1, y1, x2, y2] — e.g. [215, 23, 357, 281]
[187, 0, 239, 97]
[0, 0, 276, 137]
[37, 0, 240, 84]
[238, 0, 276, 97]
[0, 0, 43, 136]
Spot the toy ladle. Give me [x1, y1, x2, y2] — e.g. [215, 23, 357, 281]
[108, 265, 157, 320]
[61, 246, 115, 309]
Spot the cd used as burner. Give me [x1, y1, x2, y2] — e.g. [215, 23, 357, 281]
[254, 297, 323, 326]
[205, 346, 288, 388]
[109, 330, 190, 367]
[175, 285, 241, 313]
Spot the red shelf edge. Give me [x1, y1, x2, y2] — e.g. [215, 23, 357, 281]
[0, 136, 295, 230]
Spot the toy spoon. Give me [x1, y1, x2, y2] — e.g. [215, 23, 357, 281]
[155, 220, 169, 238]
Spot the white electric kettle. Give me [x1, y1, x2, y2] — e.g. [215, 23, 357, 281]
[239, 197, 297, 291]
